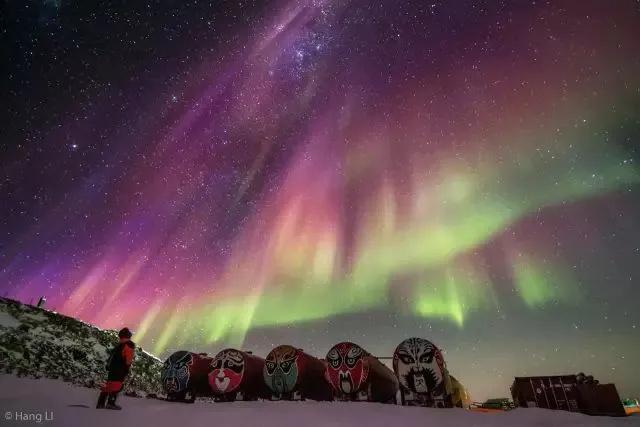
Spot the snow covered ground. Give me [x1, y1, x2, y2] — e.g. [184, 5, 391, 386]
[0, 376, 638, 427]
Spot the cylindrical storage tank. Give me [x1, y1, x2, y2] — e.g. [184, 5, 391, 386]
[263, 345, 334, 401]
[161, 351, 214, 402]
[208, 348, 270, 401]
[392, 337, 453, 407]
[325, 341, 398, 403]
[449, 375, 470, 408]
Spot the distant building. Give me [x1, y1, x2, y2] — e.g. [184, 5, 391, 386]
[511, 375, 626, 417]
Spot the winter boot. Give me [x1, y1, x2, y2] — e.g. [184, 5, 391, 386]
[105, 393, 122, 410]
[96, 392, 108, 409]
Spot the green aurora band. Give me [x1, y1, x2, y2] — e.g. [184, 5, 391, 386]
[141, 107, 638, 354]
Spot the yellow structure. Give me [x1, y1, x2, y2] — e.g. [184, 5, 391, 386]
[450, 375, 471, 408]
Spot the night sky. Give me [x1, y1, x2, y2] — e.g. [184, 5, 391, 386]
[2, 0, 639, 401]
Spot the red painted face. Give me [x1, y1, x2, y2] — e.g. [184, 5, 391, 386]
[326, 342, 369, 394]
[208, 349, 245, 394]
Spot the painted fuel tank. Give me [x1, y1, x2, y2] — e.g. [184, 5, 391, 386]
[393, 337, 453, 407]
[208, 348, 270, 401]
[263, 345, 334, 401]
[161, 351, 214, 401]
[325, 341, 398, 403]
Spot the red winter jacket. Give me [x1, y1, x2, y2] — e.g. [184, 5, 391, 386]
[106, 340, 136, 381]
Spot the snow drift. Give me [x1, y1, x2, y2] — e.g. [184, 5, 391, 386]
[1, 376, 639, 427]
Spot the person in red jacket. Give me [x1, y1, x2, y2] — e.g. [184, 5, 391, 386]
[96, 328, 135, 410]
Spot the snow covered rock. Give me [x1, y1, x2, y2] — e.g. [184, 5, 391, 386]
[0, 297, 162, 395]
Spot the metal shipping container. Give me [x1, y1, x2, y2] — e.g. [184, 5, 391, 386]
[512, 375, 581, 412]
[511, 375, 626, 417]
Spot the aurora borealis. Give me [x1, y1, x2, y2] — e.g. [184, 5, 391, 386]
[2, 0, 639, 400]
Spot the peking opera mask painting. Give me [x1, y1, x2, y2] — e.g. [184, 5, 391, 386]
[263, 345, 300, 394]
[325, 342, 370, 395]
[208, 349, 245, 394]
[161, 351, 194, 394]
[393, 337, 448, 396]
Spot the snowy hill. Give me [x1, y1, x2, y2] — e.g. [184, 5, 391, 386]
[0, 376, 638, 427]
[0, 297, 162, 395]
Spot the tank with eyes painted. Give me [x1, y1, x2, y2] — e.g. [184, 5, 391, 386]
[325, 341, 399, 403]
[263, 345, 334, 401]
[161, 351, 215, 402]
[208, 348, 270, 401]
[392, 337, 455, 407]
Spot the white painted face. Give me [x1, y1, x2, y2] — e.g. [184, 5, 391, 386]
[393, 338, 445, 395]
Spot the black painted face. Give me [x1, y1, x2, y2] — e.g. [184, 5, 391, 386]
[397, 347, 435, 365]
[419, 351, 435, 364]
[405, 367, 439, 394]
[393, 338, 446, 395]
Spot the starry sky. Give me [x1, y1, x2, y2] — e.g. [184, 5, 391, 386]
[1, 0, 639, 401]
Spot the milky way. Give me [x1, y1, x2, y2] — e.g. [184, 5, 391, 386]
[2, 0, 639, 400]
